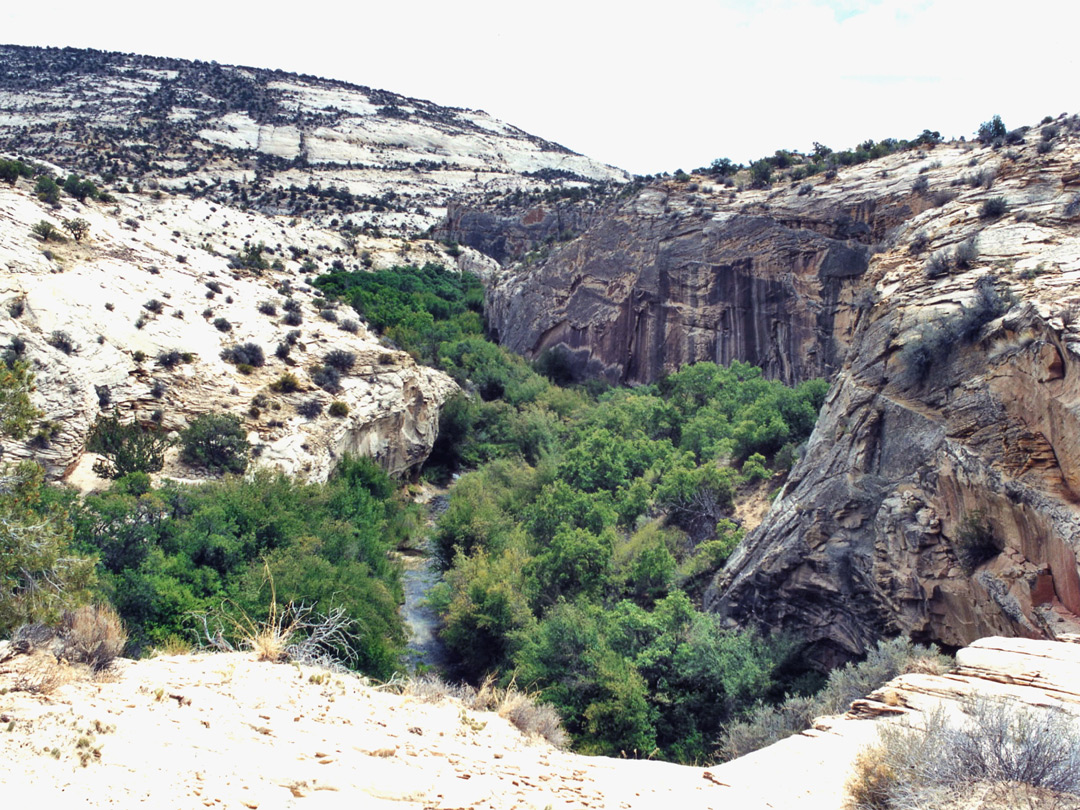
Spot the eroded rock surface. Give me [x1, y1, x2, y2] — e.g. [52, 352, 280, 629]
[708, 120, 1080, 665]
[484, 150, 950, 385]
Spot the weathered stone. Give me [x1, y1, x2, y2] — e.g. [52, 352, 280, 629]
[707, 124, 1080, 664]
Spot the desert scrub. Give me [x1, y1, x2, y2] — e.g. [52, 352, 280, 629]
[846, 697, 1080, 809]
[719, 638, 951, 760]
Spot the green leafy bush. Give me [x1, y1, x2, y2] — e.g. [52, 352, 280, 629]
[179, 413, 249, 473]
[86, 414, 171, 478]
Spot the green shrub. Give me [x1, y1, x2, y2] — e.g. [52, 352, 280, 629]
[953, 510, 1001, 573]
[87, 414, 171, 479]
[979, 196, 1008, 219]
[270, 372, 299, 393]
[328, 401, 349, 417]
[179, 413, 249, 473]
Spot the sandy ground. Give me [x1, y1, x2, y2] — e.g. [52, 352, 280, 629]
[0, 651, 740, 810]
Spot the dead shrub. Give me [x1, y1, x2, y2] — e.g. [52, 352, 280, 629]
[846, 698, 1080, 809]
[399, 672, 568, 748]
[12, 651, 69, 694]
[58, 604, 127, 672]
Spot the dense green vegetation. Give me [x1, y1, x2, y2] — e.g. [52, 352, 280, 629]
[314, 262, 485, 365]
[0, 259, 835, 763]
[37, 456, 416, 677]
[310, 260, 832, 762]
[422, 360, 826, 761]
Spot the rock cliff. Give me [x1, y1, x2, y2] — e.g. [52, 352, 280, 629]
[484, 157, 927, 386]
[707, 119, 1080, 666]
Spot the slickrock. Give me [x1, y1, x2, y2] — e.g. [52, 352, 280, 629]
[0, 45, 626, 238]
[3, 636, 1078, 809]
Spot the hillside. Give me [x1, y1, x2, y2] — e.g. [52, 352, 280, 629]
[0, 177, 456, 484]
[0, 45, 627, 238]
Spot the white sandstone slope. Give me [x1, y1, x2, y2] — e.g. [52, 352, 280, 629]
[0, 45, 628, 237]
[0, 176, 457, 485]
[1, 636, 1078, 809]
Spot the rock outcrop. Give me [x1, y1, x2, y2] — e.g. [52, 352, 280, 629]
[707, 119, 1080, 666]
[477, 116, 1080, 663]
[0, 179, 456, 484]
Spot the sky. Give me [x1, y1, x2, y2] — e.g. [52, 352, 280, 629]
[2, 0, 1077, 175]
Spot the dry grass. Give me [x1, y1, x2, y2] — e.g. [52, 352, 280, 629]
[60, 604, 127, 672]
[11, 650, 70, 694]
[399, 673, 568, 748]
[197, 565, 360, 669]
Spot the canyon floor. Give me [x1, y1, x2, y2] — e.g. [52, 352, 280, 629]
[2, 637, 1079, 809]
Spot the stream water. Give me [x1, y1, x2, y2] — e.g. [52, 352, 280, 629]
[399, 490, 450, 673]
[401, 552, 449, 672]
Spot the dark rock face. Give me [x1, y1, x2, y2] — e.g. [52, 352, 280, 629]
[707, 302, 1080, 669]
[436, 198, 609, 264]
[486, 186, 896, 386]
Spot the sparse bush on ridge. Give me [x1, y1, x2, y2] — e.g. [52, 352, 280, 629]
[847, 697, 1080, 809]
[220, 342, 266, 368]
[897, 275, 1013, 388]
[719, 638, 951, 761]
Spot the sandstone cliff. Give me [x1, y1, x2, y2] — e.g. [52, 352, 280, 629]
[707, 119, 1080, 666]
[0, 178, 457, 485]
[484, 156, 926, 386]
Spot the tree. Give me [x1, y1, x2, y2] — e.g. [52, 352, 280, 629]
[180, 413, 249, 474]
[63, 174, 98, 202]
[34, 175, 60, 205]
[0, 462, 95, 634]
[977, 115, 1007, 144]
[63, 217, 90, 242]
[709, 157, 738, 177]
[0, 159, 31, 185]
[749, 159, 773, 188]
[0, 360, 41, 439]
[86, 414, 171, 479]
[31, 220, 61, 242]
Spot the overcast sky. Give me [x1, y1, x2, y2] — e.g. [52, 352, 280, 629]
[3, 0, 1076, 175]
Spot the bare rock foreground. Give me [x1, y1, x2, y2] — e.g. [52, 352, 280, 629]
[2, 636, 1078, 809]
